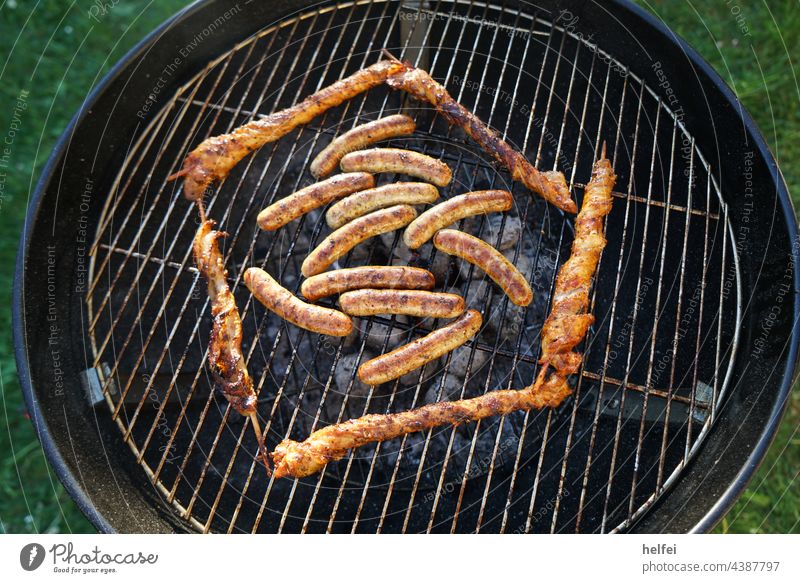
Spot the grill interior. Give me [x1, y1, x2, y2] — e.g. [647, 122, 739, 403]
[85, 0, 740, 533]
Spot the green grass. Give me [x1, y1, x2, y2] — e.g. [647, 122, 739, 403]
[0, 0, 797, 533]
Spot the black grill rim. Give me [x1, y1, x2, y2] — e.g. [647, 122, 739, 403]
[13, 0, 800, 533]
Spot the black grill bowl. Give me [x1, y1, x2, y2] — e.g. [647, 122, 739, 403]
[14, 0, 799, 533]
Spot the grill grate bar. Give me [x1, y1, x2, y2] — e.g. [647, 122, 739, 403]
[475, 21, 584, 534]
[397, 0, 503, 535]
[545, 40, 600, 534]
[655, 140, 695, 490]
[142, 14, 311, 488]
[186, 4, 388, 527]
[602, 99, 677, 531]
[431, 3, 528, 533]
[318, 0, 437, 532]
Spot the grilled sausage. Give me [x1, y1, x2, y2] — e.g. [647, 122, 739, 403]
[310, 114, 417, 178]
[172, 59, 408, 202]
[340, 148, 452, 186]
[403, 190, 513, 249]
[244, 267, 353, 336]
[257, 172, 374, 231]
[300, 266, 435, 301]
[433, 229, 533, 307]
[301, 204, 417, 277]
[339, 289, 465, 318]
[326, 182, 439, 229]
[357, 309, 482, 385]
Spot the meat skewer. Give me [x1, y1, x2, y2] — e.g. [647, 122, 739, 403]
[269, 150, 615, 479]
[384, 55, 576, 213]
[193, 219, 270, 474]
[527, 146, 616, 402]
[169, 59, 408, 201]
[272, 375, 568, 479]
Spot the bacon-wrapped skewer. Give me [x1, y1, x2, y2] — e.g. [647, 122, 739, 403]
[527, 146, 616, 402]
[270, 151, 614, 479]
[193, 219, 270, 474]
[170, 60, 408, 201]
[384, 56, 576, 213]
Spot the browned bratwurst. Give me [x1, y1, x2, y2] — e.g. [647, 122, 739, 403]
[340, 148, 452, 187]
[357, 309, 482, 385]
[433, 229, 533, 306]
[403, 190, 513, 249]
[244, 267, 353, 336]
[257, 172, 374, 231]
[300, 266, 435, 301]
[325, 182, 439, 229]
[310, 114, 417, 178]
[339, 289, 465, 318]
[301, 204, 417, 277]
[171, 59, 408, 202]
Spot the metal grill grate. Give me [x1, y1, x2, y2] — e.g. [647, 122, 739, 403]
[86, 0, 740, 533]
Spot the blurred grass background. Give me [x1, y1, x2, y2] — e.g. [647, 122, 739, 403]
[0, 0, 796, 533]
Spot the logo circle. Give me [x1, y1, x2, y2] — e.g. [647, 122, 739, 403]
[20, 543, 46, 571]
